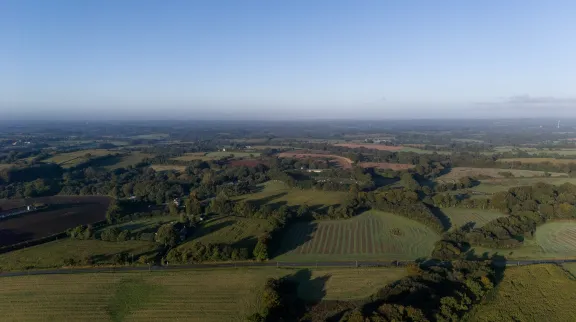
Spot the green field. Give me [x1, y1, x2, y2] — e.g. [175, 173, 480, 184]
[0, 239, 159, 271]
[473, 220, 576, 260]
[236, 181, 348, 209]
[471, 177, 576, 194]
[104, 152, 154, 170]
[130, 133, 170, 140]
[399, 147, 452, 154]
[488, 146, 576, 156]
[275, 211, 440, 261]
[440, 208, 506, 230]
[178, 216, 274, 250]
[0, 163, 16, 170]
[437, 167, 566, 181]
[45, 149, 113, 168]
[0, 267, 406, 321]
[498, 157, 576, 164]
[171, 151, 260, 162]
[150, 164, 187, 172]
[469, 264, 576, 322]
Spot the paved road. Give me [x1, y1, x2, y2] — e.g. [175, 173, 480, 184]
[2, 258, 576, 278]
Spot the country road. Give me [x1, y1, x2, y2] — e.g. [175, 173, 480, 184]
[2, 258, 576, 278]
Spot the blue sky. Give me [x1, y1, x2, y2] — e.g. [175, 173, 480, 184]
[2, 0, 576, 119]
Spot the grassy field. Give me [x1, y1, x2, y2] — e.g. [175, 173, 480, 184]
[150, 164, 187, 172]
[440, 208, 506, 230]
[45, 149, 113, 168]
[0, 239, 159, 271]
[0, 267, 406, 321]
[171, 151, 260, 162]
[489, 146, 576, 156]
[130, 133, 169, 140]
[471, 177, 576, 194]
[498, 157, 576, 164]
[469, 264, 576, 322]
[178, 216, 275, 249]
[0, 163, 17, 170]
[104, 152, 154, 170]
[275, 210, 440, 261]
[472, 220, 576, 260]
[437, 167, 566, 181]
[235, 181, 348, 209]
[399, 147, 452, 154]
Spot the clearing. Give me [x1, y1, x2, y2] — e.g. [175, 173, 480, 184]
[333, 143, 403, 151]
[104, 152, 154, 170]
[358, 162, 414, 170]
[275, 210, 440, 262]
[0, 267, 407, 321]
[471, 177, 576, 194]
[44, 149, 114, 168]
[235, 181, 348, 209]
[440, 208, 506, 230]
[276, 152, 353, 169]
[0, 196, 111, 247]
[150, 164, 187, 172]
[469, 264, 576, 322]
[437, 167, 566, 181]
[172, 151, 260, 162]
[498, 157, 576, 164]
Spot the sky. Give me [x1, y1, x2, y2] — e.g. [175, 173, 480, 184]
[1, 0, 576, 120]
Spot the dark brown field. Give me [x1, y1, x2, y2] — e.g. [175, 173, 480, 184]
[0, 196, 111, 247]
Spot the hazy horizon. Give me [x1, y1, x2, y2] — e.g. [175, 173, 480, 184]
[2, 1, 575, 119]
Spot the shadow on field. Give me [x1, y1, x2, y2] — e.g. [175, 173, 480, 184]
[186, 220, 235, 241]
[0, 229, 35, 247]
[428, 206, 452, 231]
[269, 221, 318, 258]
[288, 268, 331, 303]
[244, 192, 288, 207]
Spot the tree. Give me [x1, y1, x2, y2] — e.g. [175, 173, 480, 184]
[155, 224, 178, 247]
[168, 202, 179, 216]
[253, 235, 270, 260]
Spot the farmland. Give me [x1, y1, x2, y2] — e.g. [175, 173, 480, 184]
[358, 162, 414, 170]
[178, 216, 274, 249]
[44, 149, 114, 168]
[437, 167, 566, 181]
[498, 157, 576, 164]
[150, 164, 187, 172]
[104, 152, 154, 170]
[440, 208, 506, 230]
[0, 267, 407, 321]
[275, 211, 440, 261]
[333, 143, 403, 151]
[172, 151, 260, 162]
[235, 181, 348, 209]
[471, 177, 576, 194]
[0, 196, 111, 247]
[490, 146, 576, 156]
[276, 152, 353, 169]
[469, 265, 576, 322]
[473, 220, 576, 260]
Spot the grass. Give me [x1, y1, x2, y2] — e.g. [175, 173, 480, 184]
[171, 151, 260, 162]
[0, 163, 17, 170]
[0, 239, 159, 271]
[0, 267, 406, 321]
[498, 157, 576, 164]
[472, 220, 576, 260]
[130, 133, 169, 140]
[399, 147, 452, 154]
[469, 264, 576, 322]
[104, 152, 154, 170]
[437, 167, 566, 181]
[440, 208, 506, 230]
[178, 216, 275, 249]
[235, 181, 348, 209]
[489, 147, 576, 156]
[44, 149, 113, 168]
[275, 210, 440, 262]
[150, 164, 187, 172]
[471, 177, 576, 194]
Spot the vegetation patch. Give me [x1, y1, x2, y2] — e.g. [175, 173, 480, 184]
[275, 211, 440, 261]
[44, 149, 113, 168]
[107, 277, 160, 322]
[498, 157, 576, 164]
[104, 152, 154, 170]
[150, 164, 187, 172]
[235, 181, 348, 208]
[440, 208, 507, 230]
[437, 167, 566, 181]
[277, 152, 353, 169]
[469, 264, 576, 322]
[333, 143, 404, 151]
[358, 162, 414, 170]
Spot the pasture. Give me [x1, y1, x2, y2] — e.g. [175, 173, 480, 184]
[235, 181, 348, 209]
[358, 162, 414, 170]
[440, 208, 506, 230]
[0, 163, 16, 170]
[150, 164, 187, 172]
[498, 157, 576, 164]
[471, 177, 576, 194]
[0, 267, 407, 321]
[472, 220, 576, 260]
[130, 133, 170, 140]
[0, 196, 111, 247]
[44, 149, 113, 168]
[178, 216, 275, 249]
[0, 239, 159, 271]
[333, 143, 403, 151]
[275, 211, 440, 261]
[171, 151, 260, 162]
[491, 146, 576, 156]
[469, 264, 576, 322]
[437, 167, 565, 181]
[104, 152, 154, 170]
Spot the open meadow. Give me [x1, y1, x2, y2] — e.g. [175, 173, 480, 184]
[440, 208, 506, 230]
[104, 152, 154, 170]
[235, 181, 348, 209]
[470, 177, 576, 194]
[275, 210, 440, 261]
[44, 149, 114, 168]
[472, 220, 576, 260]
[171, 151, 260, 162]
[437, 167, 565, 181]
[498, 157, 576, 164]
[276, 152, 353, 169]
[150, 164, 187, 172]
[469, 264, 576, 322]
[0, 267, 407, 321]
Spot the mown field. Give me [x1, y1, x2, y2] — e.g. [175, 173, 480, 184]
[178, 216, 274, 250]
[440, 208, 506, 230]
[275, 211, 440, 261]
[150, 164, 187, 172]
[473, 220, 576, 260]
[0, 196, 111, 247]
[0, 267, 406, 321]
[235, 181, 348, 209]
[469, 264, 576, 322]
[44, 149, 113, 168]
[470, 177, 576, 194]
[437, 167, 565, 181]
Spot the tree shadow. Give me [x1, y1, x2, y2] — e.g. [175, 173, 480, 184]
[286, 268, 331, 303]
[428, 206, 452, 231]
[185, 219, 235, 242]
[269, 221, 318, 258]
[241, 192, 288, 207]
[0, 229, 35, 247]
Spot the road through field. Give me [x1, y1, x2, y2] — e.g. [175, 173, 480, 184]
[2, 258, 576, 278]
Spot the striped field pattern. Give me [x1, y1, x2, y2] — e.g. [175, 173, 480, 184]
[275, 211, 440, 261]
[536, 221, 576, 255]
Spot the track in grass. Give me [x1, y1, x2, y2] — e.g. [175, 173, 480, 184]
[275, 211, 440, 261]
[535, 221, 576, 255]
